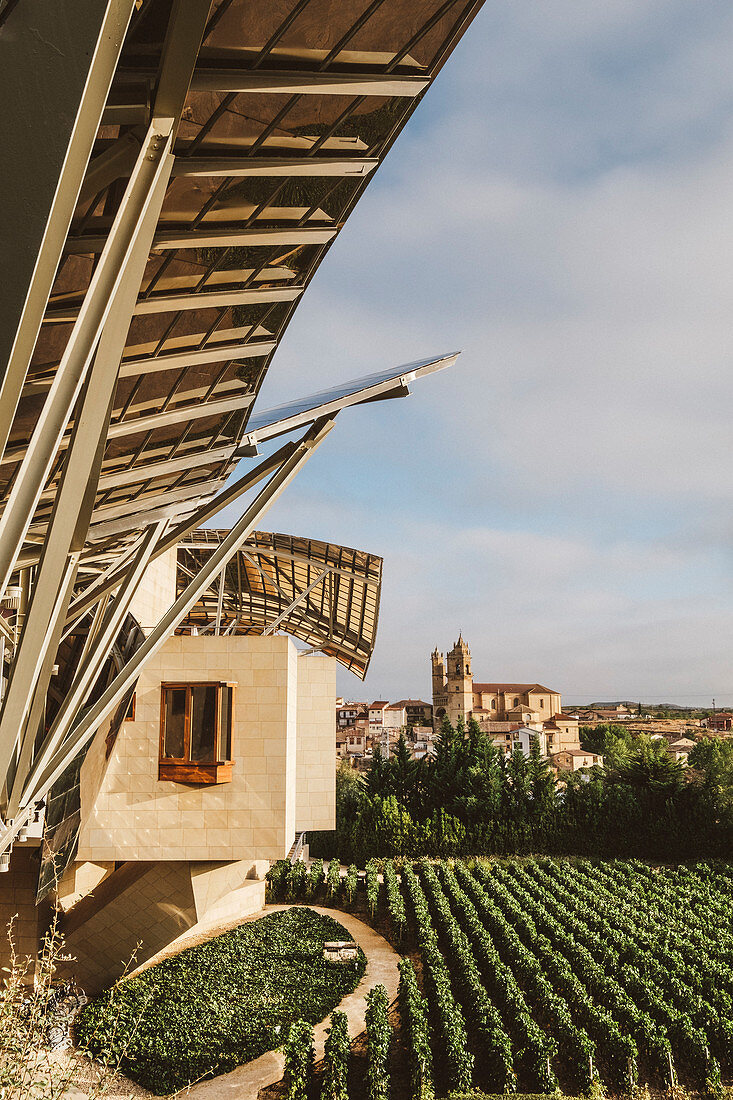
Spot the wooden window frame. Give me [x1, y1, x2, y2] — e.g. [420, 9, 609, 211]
[159, 681, 236, 785]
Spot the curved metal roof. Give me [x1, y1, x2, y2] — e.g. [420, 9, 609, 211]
[2, 0, 483, 571]
[177, 529, 382, 677]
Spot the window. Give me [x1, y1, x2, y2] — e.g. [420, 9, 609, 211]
[491, 699, 496, 710]
[159, 682, 235, 784]
[539, 698, 545, 708]
[513, 697, 519, 707]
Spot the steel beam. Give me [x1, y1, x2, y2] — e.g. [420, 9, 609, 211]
[86, 497, 216, 543]
[187, 71, 429, 96]
[133, 285, 302, 315]
[86, 478, 222, 529]
[0, 0, 136, 465]
[118, 340, 276, 377]
[0, 128, 175, 796]
[65, 440, 300, 621]
[7, 521, 166, 816]
[42, 284, 298, 323]
[99, 445, 232, 488]
[66, 226, 336, 253]
[262, 569, 332, 636]
[106, 390, 255, 440]
[42, 444, 235, 497]
[0, 121, 175, 604]
[171, 157, 379, 178]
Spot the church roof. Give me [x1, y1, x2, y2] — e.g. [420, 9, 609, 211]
[473, 682, 557, 694]
[544, 713, 579, 727]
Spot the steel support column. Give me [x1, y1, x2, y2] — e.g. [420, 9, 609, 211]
[0, 124, 175, 796]
[0, 121, 175, 604]
[262, 569, 332, 636]
[0, 0, 137, 461]
[65, 441, 301, 623]
[7, 520, 167, 816]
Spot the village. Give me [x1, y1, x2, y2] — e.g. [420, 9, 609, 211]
[336, 636, 727, 774]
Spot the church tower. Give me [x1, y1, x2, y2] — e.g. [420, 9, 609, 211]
[446, 634, 473, 726]
[431, 647, 449, 727]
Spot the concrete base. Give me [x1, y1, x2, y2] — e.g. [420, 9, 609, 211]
[61, 858, 266, 994]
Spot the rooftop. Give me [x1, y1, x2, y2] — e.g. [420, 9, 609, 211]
[473, 682, 557, 694]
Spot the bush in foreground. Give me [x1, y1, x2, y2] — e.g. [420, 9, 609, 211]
[75, 907, 365, 1094]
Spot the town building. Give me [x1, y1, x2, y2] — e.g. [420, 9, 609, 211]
[706, 713, 733, 732]
[667, 737, 696, 764]
[552, 749, 604, 772]
[431, 637, 580, 753]
[511, 727, 549, 757]
[336, 702, 368, 732]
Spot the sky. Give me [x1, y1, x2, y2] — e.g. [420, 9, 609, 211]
[219, 1, 733, 707]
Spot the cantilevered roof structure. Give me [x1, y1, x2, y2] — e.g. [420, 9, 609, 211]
[0, 0, 483, 856]
[178, 530, 383, 678]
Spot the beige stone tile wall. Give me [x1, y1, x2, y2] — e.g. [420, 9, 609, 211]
[77, 635, 301, 864]
[56, 860, 114, 912]
[0, 848, 44, 972]
[296, 653, 337, 831]
[63, 861, 197, 993]
[129, 548, 177, 635]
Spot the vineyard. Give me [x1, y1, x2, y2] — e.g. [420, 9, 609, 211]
[271, 858, 733, 1098]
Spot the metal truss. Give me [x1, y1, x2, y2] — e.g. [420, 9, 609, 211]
[0, 417, 335, 853]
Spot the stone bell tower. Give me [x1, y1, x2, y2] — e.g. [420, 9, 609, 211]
[446, 633, 473, 726]
[431, 647, 449, 725]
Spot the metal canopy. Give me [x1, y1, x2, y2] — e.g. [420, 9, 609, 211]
[237, 352, 458, 451]
[0, 0, 482, 569]
[177, 529, 383, 678]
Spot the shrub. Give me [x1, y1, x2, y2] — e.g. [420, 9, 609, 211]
[267, 859, 290, 901]
[321, 1010, 350, 1100]
[284, 1019, 314, 1100]
[327, 858, 342, 898]
[365, 984, 391, 1100]
[398, 958, 434, 1100]
[308, 859, 325, 898]
[365, 859, 380, 916]
[382, 861, 406, 939]
[76, 908, 365, 1094]
[1, 912, 125, 1100]
[287, 860, 308, 900]
[343, 864, 358, 905]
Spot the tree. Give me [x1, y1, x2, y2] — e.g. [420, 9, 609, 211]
[390, 732, 419, 809]
[611, 736, 686, 795]
[337, 757, 366, 815]
[528, 735, 556, 821]
[364, 746, 391, 799]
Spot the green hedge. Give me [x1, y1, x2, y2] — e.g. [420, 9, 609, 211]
[75, 907, 365, 1094]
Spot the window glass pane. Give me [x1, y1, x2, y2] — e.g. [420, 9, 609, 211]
[220, 686, 233, 761]
[190, 684, 217, 762]
[163, 688, 186, 758]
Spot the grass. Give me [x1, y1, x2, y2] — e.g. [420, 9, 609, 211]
[75, 907, 366, 1095]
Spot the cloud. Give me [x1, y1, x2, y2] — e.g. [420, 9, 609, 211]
[232, 3, 733, 705]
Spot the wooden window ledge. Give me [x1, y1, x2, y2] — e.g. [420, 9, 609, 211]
[158, 761, 234, 785]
